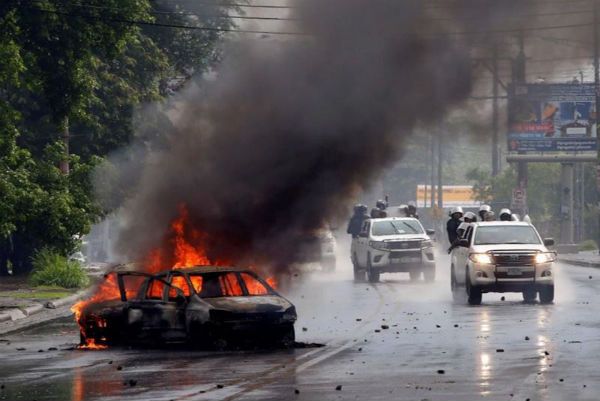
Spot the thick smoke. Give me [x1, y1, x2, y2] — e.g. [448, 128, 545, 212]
[109, 0, 545, 272]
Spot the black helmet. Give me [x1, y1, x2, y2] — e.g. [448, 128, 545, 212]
[376, 199, 387, 210]
[499, 208, 512, 221]
[359, 204, 368, 213]
[407, 201, 417, 211]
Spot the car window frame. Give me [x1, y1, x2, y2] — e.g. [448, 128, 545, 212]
[237, 271, 275, 297]
[139, 273, 185, 303]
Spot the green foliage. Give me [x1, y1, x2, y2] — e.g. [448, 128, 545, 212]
[579, 240, 598, 252]
[29, 248, 89, 289]
[0, 1, 233, 274]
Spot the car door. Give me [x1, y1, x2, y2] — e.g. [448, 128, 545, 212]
[356, 220, 371, 267]
[453, 226, 473, 285]
[125, 273, 188, 342]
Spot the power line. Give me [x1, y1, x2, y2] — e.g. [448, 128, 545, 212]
[19, 5, 307, 35]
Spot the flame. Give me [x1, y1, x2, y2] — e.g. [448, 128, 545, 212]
[73, 203, 277, 348]
[77, 338, 108, 350]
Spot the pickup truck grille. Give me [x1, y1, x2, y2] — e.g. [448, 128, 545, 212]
[387, 240, 421, 250]
[492, 253, 536, 266]
[389, 250, 422, 259]
[495, 270, 535, 279]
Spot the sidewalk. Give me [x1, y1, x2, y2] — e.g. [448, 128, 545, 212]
[0, 276, 92, 335]
[558, 251, 600, 268]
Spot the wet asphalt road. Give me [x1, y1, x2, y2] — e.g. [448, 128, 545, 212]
[1, 252, 600, 401]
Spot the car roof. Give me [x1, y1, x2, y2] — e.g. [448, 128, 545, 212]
[471, 221, 532, 227]
[167, 266, 250, 274]
[369, 217, 420, 222]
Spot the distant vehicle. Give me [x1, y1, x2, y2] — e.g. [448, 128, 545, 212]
[450, 222, 555, 305]
[351, 217, 436, 283]
[295, 228, 337, 272]
[78, 267, 297, 348]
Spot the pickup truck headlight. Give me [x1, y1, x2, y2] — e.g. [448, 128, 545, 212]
[535, 252, 556, 264]
[421, 240, 433, 249]
[369, 241, 388, 251]
[469, 253, 494, 265]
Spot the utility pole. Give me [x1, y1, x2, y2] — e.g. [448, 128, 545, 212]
[595, 0, 600, 253]
[430, 132, 435, 208]
[492, 44, 500, 176]
[437, 119, 444, 209]
[514, 32, 528, 217]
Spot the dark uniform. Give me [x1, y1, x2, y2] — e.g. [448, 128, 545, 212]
[446, 217, 462, 244]
[347, 205, 369, 238]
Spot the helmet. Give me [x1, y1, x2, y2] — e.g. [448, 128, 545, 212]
[450, 206, 464, 218]
[398, 204, 408, 216]
[407, 201, 417, 210]
[353, 204, 362, 213]
[463, 211, 477, 223]
[376, 200, 387, 210]
[359, 204, 368, 213]
[499, 208, 512, 221]
[479, 204, 491, 213]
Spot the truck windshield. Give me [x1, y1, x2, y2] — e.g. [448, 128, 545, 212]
[372, 220, 424, 236]
[474, 226, 541, 245]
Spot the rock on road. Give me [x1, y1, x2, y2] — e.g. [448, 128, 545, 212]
[1, 252, 599, 401]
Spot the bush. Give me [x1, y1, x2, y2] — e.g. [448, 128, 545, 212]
[29, 248, 89, 289]
[578, 240, 598, 252]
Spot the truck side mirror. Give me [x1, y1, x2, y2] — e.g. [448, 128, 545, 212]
[426, 229, 435, 236]
[543, 238, 555, 247]
[458, 239, 469, 247]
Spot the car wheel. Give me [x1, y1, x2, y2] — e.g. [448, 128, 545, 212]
[523, 288, 537, 303]
[278, 324, 296, 348]
[367, 256, 379, 283]
[409, 270, 421, 281]
[466, 271, 482, 305]
[539, 285, 554, 304]
[423, 267, 435, 282]
[353, 254, 365, 282]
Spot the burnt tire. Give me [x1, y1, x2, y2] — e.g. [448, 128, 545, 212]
[423, 267, 435, 283]
[409, 270, 421, 282]
[539, 285, 554, 304]
[278, 324, 296, 348]
[523, 288, 537, 303]
[366, 257, 380, 283]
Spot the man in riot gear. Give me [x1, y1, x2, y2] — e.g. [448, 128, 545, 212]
[446, 206, 463, 244]
[499, 208, 512, 221]
[371, 199, 388, 218]
[347, 204, 369, 238]
[406, 201, 419, 219]
[478, 204, 491, 221]
[463, 211, 477, 223]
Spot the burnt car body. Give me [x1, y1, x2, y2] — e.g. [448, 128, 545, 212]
[79, 266, 296, 348]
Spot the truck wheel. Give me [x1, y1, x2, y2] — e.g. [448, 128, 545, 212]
[539, 285, 554, 304]
[409, 270, 421, 281]
[423, 267, 435, 282]
[353, 254, 365, 282]
[522, 288, 537, 303]
[466, 273, 482, 305]
[366, 258, 379, 283]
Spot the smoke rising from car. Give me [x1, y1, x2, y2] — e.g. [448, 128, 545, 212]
[102, 0, 556, 274]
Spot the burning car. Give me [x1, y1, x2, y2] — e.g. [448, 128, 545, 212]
[76, 266, 296, 348]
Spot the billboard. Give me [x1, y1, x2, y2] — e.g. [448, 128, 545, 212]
[507, 83, 598, 153]
[416, 185, 481, 208]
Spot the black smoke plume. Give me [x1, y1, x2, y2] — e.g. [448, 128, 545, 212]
[108, 0, 545, 272]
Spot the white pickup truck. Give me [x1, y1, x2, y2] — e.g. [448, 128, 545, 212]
[450, 221, 555, 305]
[351, 217, 436, 283]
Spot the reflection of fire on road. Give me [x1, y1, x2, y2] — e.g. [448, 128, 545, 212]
[72, 204, 276, 349]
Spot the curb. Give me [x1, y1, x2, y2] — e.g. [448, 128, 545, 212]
[559, 258, 600, 269]
[0, 288, 92, 324]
